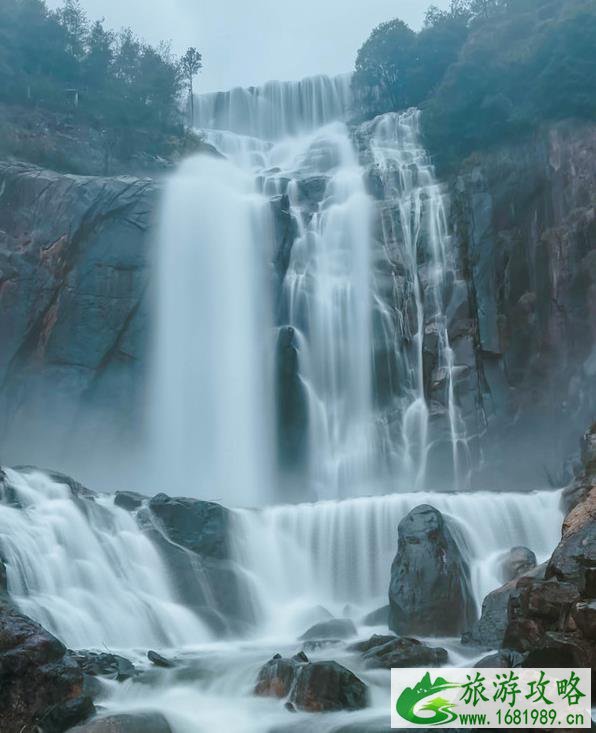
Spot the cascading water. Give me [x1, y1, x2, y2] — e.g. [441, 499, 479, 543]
[5, 73, 570, 733]
[232, 489, 563, 638]
[0, 468, 209, 649]
[366, 111, 470, 491]
[151, 154, 275, 505]
[194, 73, 353, 140]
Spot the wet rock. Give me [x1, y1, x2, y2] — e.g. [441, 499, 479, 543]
[37, 696, 95, 733]
[546, 486, 596, 595]
[114, 491, 145, 512]
[361, 637, 448, 670]
[73, 651, 136, 681]
[254, 654, 306, 698]
[462, 563, 546, 649]
[572, 600, 596, 639]
[504, 578, 581, 653]
[148, 493, 230, 561]
[361, 605, 389, 627]
[0, 162, 155, 482]
[69, 712, 173, 733]
[522, 631, 593, 669]
[289, 660, 368, 712]
[0, 599, 93, 733]
[299, 618, 357, 641]
[475, 650, 524, 668]
[388, 505, 476, 636]
[562, 423, 596, 512]
[147, 650, 175, 668]
[501, 546, 537, 583]
[348, 634, 397, 654]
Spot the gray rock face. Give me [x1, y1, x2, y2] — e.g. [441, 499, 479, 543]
[0, 161, 155, 490]
[388, 505, 476, 637]
[453, 122, 596, 488]
[299, 618, 357, 641]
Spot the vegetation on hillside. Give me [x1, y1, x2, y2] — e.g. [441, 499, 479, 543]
[353, 0, 596, 166]
[0, 0, 203, 168]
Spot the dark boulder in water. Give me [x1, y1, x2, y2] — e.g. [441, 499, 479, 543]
[500, 546, 537, 582]
[347, 634, 396, 653]
[0, 599, 93, 733]
[73, 651, 137, 681]
[388, 504, 476, 636]
[254, 653, 307, 698]
[114, 491, 145, 511]
[69, 712, 173, 733]
[299, 618, 357, 641]
[147, 650, 175, 668]
[358, 635, 448, 670]
[148, 493, 230, 560]
[361, 604, 389, 627]
[289, 660, 368, 712]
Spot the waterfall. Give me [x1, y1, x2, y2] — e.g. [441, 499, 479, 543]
[232, 489, 563, 637]
[367, 110, 469, 491]
[194, 74, 353, 140]
[0, 469, 209, 649]
[151, 154, 275, 505]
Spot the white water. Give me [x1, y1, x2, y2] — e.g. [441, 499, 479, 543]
[0, 469, 209, 649]
[151, 154, 275, 505]
[194, 73, 352, 140]
[233, 489, 564, 638]
[367, 111, 469, 491]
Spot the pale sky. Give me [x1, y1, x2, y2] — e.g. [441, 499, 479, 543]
[46, 0, 450, 92]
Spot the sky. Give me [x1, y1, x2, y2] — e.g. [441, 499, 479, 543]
[47, 0, 451, 92]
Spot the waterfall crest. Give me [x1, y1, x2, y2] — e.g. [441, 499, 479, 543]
[194, 74, 353, 140]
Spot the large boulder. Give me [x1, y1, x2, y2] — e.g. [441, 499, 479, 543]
[358, 636, 448, 670]
[463, 563, 546, 649]
[0, 600, 93, 733]
[69, 712, 173, 733]
[361, 605, 389, 627]
[503, 577, 582, 653]
[388, 505, 476, 636]
[148, 493, 230, 560]
[288, 661, 367, 713]
[546, 486, 595, 595]
[500, 546, 537, 583]
[254, 655, 368, 713]
[299, 618, 357, 641]
[254, 653, 307, 698]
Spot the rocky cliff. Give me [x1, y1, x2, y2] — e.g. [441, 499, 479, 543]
[0, 119, 594, 492]
[452, 121, 596, 488]
[0, 162, 156, 487]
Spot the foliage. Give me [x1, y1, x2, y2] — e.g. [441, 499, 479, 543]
[352, 2, 471, 117]
[423, 0, 596, 165]
[180, 47, 203, 122]
[353, 0, 596, 167]
[0, 0, 200, 137]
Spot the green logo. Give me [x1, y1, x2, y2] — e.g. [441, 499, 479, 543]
[396, 672, 460, 726]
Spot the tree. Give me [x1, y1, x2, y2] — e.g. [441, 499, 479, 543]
[180, 47, 202, 124]
[353, 19, 417, 116]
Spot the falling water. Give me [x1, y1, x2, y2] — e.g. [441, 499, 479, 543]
[232, 488, 564, 636]
[151, 154, 275, 505]
[367, 111, 469, 491]
[0, 468, 209, 649]
[194, 74, 353, 140]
